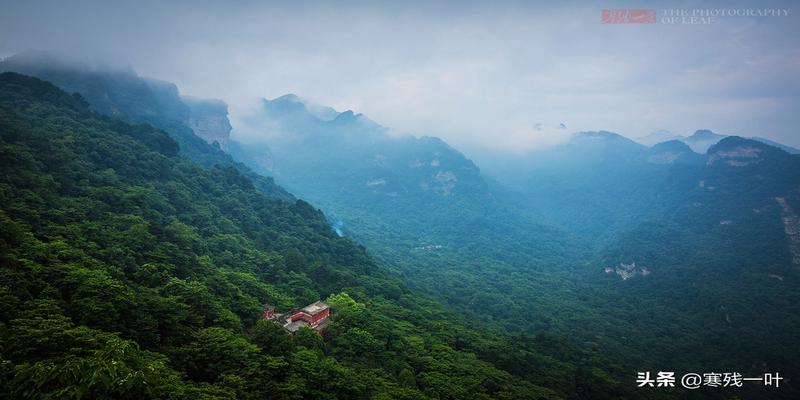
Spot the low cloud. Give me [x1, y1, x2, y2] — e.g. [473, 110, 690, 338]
[1, 0, 798, 151]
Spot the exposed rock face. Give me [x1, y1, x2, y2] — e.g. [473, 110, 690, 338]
[604, 261, 650, 280]
[184, 98, 232, 151]
[776, 197, 800, 267]
[707, 146, 762, 166]
[188, 114, 231, 151]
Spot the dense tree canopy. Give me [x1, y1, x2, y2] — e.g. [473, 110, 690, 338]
[0, 72, 652, 399]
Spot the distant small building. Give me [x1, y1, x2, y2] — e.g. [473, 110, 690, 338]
[262, 301, 331, 333]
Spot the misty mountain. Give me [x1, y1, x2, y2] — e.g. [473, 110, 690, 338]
[479, 132, 800, 395]
[637, 128, 800, 156]
[3, 72, 617, 399]
[234, 92, 800, 398]
[232, 94, 567, 266]
[635, 129, 685, 146]
[5, 52, 800, 399]
[600, 136, 800, 272]
[3, 60, 800, 399]
[487, 130, 797, 240]
[2, 1, 798, 398]
[645, 139, 703, 165]
[592, 136, 800, 371]
[752, 136, 800, 154]
[480, 131, 672, 241]
[231, 94, 597, 339]
[236, 94, 490, 201]
[682, 129, 727, 153]
[0, 51, 290, 200]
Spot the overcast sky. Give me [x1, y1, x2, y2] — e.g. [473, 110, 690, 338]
[1, 0, 798, 151]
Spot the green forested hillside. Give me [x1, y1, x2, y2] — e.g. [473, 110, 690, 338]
[231, 93, 583, 330]
[487, 134, 800, 399]
[589, 137, 800, 380]
[0, 73, 654, 399]
[0, 51, 291, 201]
[3, 60, 798, 399]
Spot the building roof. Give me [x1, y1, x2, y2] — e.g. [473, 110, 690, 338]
[301, 301, 329, 315]
[284, 320, 307, 333]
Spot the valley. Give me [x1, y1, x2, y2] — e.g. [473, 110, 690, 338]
[1, 52, 798, 400]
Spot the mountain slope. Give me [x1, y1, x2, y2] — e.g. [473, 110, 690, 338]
[232, 98, 622, 354]
[481, 131, 670, 241]
[1, 72, 661, 399]
[752, 136, 800, 154]
[591, 137, 800, 389]
[237, 96, 800, 398]
[474, 130, 800, 398]
[0, 51, 290, 200]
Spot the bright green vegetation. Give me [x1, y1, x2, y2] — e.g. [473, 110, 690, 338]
[0, 51, 290, 201]
[0, 73, 659, 399]
[3, 52, 799, 400]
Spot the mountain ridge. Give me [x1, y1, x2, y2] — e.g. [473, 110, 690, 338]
[2, 71, 611, 400]
[0, 51, 292, 200]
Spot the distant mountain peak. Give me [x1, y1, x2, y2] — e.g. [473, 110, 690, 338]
[706, 136, 773, 167]
[651, 139, 693, 152]
[647, 140, 701, 164]
[636, 129, 684, 146]
[710, 136, 767, 151]
[572, 131, 642, 146]
[274, 93, 301, 102]
[335, 109, 356, 120]
[682, 129, 727, 154]
[264, 94, 305, 109]
[689, 129, 724, 140]
[266, 93, 340, 121]
[575, 130, 624, 140]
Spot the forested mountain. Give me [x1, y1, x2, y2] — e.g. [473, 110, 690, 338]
[2, 50, 799, 400]
[595, 138, 800, 366]
[0, 51, 290, 200]
[484, 131, 800, 398]
[479, 131, 671, 242]
[235, 96, 800, 399]
[0, 72, 666, 399]
[637, 128, 800, 156]
[231, 94, 582, 324]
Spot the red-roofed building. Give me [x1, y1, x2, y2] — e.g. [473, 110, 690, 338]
[262, 301, 330, 333]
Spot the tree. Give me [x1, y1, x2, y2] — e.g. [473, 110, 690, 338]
[179, 327, 260, 382]
[292, 327, 323, 351]
[250, 320, 293, 356]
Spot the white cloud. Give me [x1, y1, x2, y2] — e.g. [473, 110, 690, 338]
[1, 0, 798, 151]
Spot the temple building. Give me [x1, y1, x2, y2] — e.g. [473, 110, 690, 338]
[262, 301, 330, 333]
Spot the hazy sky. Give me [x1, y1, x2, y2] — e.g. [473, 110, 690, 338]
[1, 0, 798, 151]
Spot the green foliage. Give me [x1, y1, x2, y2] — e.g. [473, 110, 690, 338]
[250, 320, 293, 356]
[178, 327, 260, 382]
[0, 72, 597, 399]
[230, 93, 800, 400]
